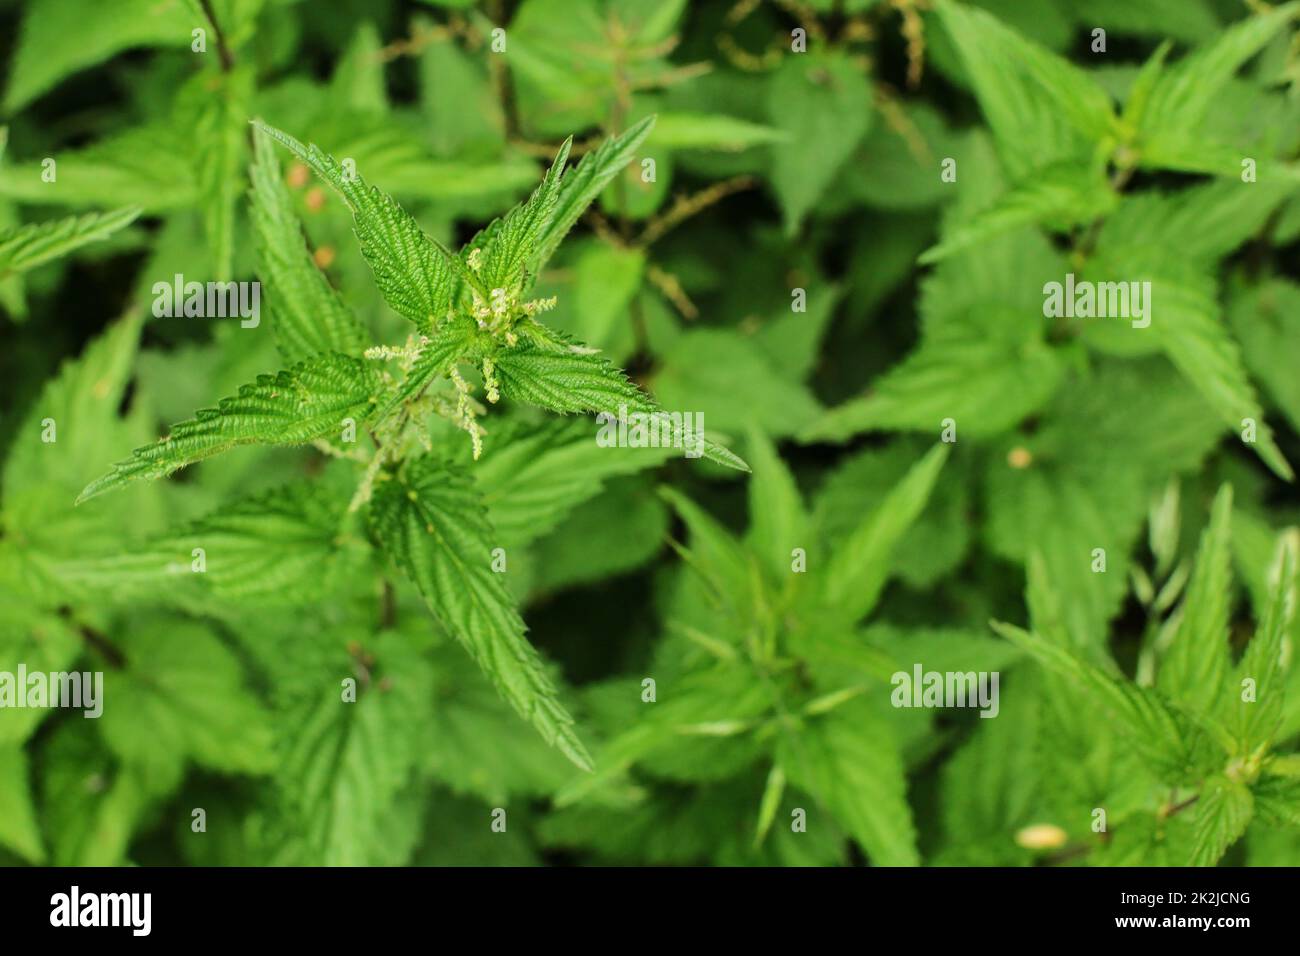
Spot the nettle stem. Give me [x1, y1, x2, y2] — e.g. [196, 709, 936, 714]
[198, 0, 235, 72]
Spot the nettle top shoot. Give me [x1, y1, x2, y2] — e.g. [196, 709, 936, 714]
[76, 116, 748, 770]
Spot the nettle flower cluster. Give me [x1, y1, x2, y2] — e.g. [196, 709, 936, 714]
[464, 244, 560, 346]
[76, 115, 747, 770]
[363, 245, 560, 467]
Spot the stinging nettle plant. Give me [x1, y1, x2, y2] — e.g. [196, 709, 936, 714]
[0, 127, 141, 285]
[75, 114, 748, 771]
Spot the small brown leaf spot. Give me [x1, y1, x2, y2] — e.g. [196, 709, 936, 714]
[305, 187, 326, 212]
[1007, 447, 1033, 469]
[425, 523, 434, 534]
[379, 676, 393, 693]
[286, 162, 310, 189]
[313, 245, 336, 269]
[92, 377, 111, 399]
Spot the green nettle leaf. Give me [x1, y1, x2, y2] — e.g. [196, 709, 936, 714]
[492, 343, 750, 472]
[331, 21, 387, 114]
[659, 485, 760, 619]
[248, 127, 368, 361]
[985, 360, 1225, 652]
[493, 342, 653, 413]
[99, 620, 276, 782]
[369, 456, 593, 771]
[62, 481, 371, 607]
[529, 477, 669, 594]
[744, 427, 809, 583]
[0, 206, 141, 279]
[766, 52, 873, 233]
[424, 645, 578, 803]
[77, 353, 382, 503]
[471, 136, 572, 292]
[812, 171, 1069, 445]
[1188, 775, 1254, 866]
[472, 418, 674, 549]
[554, 665, 772, 807]
[805, 319, 1064, 442]
[813, 440, 971, 590]
[567, 240, 646, 350]
[1135, 2, 1300, 163]
[0, 607, 81, 747]
[1095, 180, 1299, 265]
[754, 284, 843, 383]
[3, 313, 164, 608]
[1151, 274, 1292, 480]
[652, 329, 823, 440]
[0, 123, 198, 210]
[252, 120, 455, 333]
[918, 161, 1116, 265]
[1084, 181, 1298, 479]
[419, 32, 503, 156]
[1157, 485, 1234, 712]
[646, 112, 788, 152]
[1227, 533, 1298, 749]
[821, 443, 949, 622]
[185, 65, 252, 281]
[530, 115, 655, 273]
[500, 0, 683, 138]
[1085, 0, 1220, 44]
[4, 0, 195, 111]
[993, 620, 1212, 784]
[778, 700, 918, 867]
[296, 112, 537, 202]
[932, 0, 1115, 177]
[936, 668, 1042, 866]
[263, 631, 435, 866]
[1230, 279, 1300, 435]
[1251, 774, 1300, 831]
